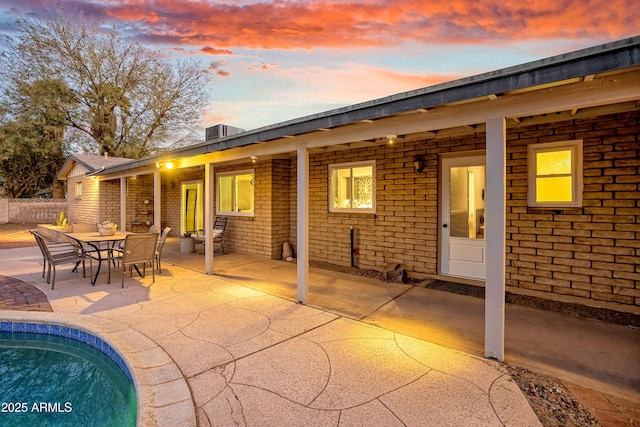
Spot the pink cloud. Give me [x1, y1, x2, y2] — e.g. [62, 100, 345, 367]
[201, 46, 233, 56]
[207, 61, 230, 76]
[7, 0, 635, 51]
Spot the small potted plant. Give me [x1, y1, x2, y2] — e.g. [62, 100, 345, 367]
[98, 221, 118, 236]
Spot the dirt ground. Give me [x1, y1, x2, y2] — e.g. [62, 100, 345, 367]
[2, 223, 637, 426]
[0, 223, 39, 250]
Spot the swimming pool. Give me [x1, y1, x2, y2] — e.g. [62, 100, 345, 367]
[0, 322, 136, 427]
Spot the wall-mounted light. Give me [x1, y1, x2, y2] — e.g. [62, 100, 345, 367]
[156, 161, 174, 170]
[413, 155, 426, 173]
[251, 156, 258, 164]
[387, 134, 397, 145]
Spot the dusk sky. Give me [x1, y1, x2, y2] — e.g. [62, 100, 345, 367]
[0, 1, 637, 136]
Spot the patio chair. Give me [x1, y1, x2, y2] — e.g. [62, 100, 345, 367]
[30, 231, 86, 290]
[118, 233, 159, 288]
[155, 227, 171, 273]
[71, 223, 97, 232]
[28, 231, 78, 279]
[194, 217, 227, 254]
[148, 224, 161, 234]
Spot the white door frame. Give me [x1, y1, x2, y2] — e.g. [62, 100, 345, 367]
[440, 154, 486, 279]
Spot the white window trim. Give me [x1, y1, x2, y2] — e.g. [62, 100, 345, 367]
[329, 160, 376, 213]
[527, 139, 583, 208]
[216, 169, 255, 217]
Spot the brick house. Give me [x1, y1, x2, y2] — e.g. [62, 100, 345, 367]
[57, 154, 132, 225]
[61, 37, 640, 360]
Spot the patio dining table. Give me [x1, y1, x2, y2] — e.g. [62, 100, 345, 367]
[65, 231, 133, 285]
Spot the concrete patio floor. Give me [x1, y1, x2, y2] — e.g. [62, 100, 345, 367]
[1, 238, 639, 426]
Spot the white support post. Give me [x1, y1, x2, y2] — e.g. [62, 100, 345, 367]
[296, 144, 309, 303]
[205, 163, 215, 274]
[485, 116, 507, 361]
[120, 177, 127, 232]
[153, 170, 161, 228]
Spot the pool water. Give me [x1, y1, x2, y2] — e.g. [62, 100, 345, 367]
[0, 331, 136, 427]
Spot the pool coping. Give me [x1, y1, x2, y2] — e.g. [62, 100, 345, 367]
[0, 311, 196, 427]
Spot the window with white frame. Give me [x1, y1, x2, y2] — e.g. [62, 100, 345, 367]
[75, 181, 83, 198]
[217, 170, 254, 215]
[329, 161, 375, 213]
[528, 140, 583, 208]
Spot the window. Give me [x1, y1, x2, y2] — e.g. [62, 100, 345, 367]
[75, 182, 83, 198]
[329, 161, 375, 213]
[528, 140, 582, 208]
[217, 170, 254, 215]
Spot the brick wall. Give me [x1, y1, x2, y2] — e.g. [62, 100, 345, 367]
[99, 179, 121, 226]
[295, 111, 639, 310]
[505, 111, 640, 308]
[307, 135, 485, 274]
[67, 176, 100, 225]
[124, 175, 154, 232]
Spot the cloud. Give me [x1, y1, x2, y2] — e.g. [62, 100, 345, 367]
[201, 46, 233, 56]
[2, 0, 636, 52]
[207, 61, 230, 76]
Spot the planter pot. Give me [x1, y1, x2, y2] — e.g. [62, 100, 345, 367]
[98, 225, 117, 236]
[180, 237, 195, 254]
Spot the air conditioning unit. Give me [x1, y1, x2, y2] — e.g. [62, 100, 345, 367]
[205, 124, 245, 141]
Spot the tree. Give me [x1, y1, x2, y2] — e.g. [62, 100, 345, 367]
[0, 18, 208, 158]
[0, 114, 62, 198]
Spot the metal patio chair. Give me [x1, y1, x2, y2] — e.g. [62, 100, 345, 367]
[118, 233, 159, 288]
[154, 227, 171, 273]
[30, 231, 87, 289]
[194, 217, 228, 254]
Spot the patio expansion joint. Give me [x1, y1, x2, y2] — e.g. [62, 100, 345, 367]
[391, 332, 496, 397]
[488, 373, 517, 426]
[211, 315, 342, 373]
[358, 284, 416, 321]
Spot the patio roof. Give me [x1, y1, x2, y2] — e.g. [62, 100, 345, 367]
[57, 154, 133, 180]
[93, 36, 640, 177]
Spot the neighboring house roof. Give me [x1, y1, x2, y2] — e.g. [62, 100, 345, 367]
[57, 154, 133, 180]
[87, 35, 640, 177]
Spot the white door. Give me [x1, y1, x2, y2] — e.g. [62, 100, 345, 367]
[441, 156, 486, 280]
[181, 181, 204, 235]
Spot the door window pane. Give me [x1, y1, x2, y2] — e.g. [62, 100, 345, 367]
[449, 166, 485, 239]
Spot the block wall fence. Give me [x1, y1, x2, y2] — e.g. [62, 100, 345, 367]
[0, 198, 68, 224]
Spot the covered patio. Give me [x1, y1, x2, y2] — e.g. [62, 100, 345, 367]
[62, 37, 640, 368]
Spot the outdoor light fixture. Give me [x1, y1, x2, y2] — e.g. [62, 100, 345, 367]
[156, 161, 174, 169]
[387, 134, 397, 144]
[251, 156, 258, 163]
[413, 155, 426, 173]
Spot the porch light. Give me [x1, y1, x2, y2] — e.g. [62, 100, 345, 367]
[413, 155, 426, 173]
[156, 161, 174, 170]
[251, 156, 258, 163]
[387, 134, 397, 145]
